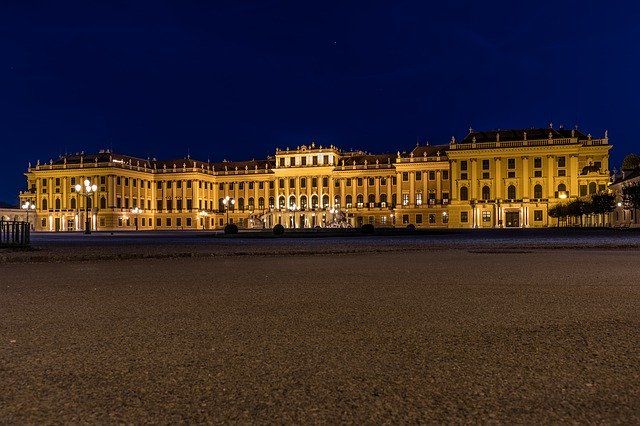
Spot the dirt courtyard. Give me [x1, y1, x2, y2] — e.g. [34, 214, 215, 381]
[1, 248, 638, 423]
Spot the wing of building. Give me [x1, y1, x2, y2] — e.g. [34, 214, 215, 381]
[18, 126, 611, 231]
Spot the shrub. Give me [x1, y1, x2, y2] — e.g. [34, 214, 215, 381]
[224, 223, 239, 234]
[406, 224, 416, 231]
[361, 223, 375, 234]
[273, 224, 285, 236]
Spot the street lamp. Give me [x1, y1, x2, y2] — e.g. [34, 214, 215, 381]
[131, 207, 141, 230]
[75, 179, 97, 234]
[222, 196, 235, 225]
[199, 210, 208, 230]
[21, 201, 35, 229]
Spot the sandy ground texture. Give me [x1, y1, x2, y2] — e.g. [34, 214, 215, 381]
[1, 246, 639, 423]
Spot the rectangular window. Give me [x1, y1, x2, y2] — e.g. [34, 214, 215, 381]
[482, 159, 490, 170]
[312, 156, 318, 165]
[558, 170, 566, 176]
[186, 218, 192, 227]
[116, 197, 122, 208]
[239, 182, 244, 190]
[324, 155, 329, 165]
[429, 171, 436, 180]
[300, 178, 306, 188]
[557, 156, 566, 167]
[442, 212, 449, 224]
[534, 157, 542, 168]
[442, 192, 449, 204]
[289, 178, 295, 188]
[508, 158, 516, 169]
[133, 179, 137, 188]
[416, 193, 422, 206]
[381, 177, 387, 186]
[460, 160, 468, 171]
[461, 211, 468, 223]
[482, 211, 491, 222]
[176, 218, 182, 227]
[187, 180, 192, 189]
[402, 193, 409, 206]
[402, 214, 409, 224]
[259, 181, 264, 189]
[279, 158, 285, 167]
[346, 178, 352, 187]
[534, 170, 542, 177]
[392, 177, 397, 185]
[269, 181, 274, 189]
[428, 214, 436, 224]
[157, 199, 162, 211]
[461, 173, 468, 180]
[415, 171, 422, 181]
[229, 182, 234, 190]
[301, 156, 306, 166]
[402, 172, 409, 182]
[357, 178, 363, 186]
[507, 171, 516, 178]
[381, 216, 387, 225]
[416, 214, 422, 224]
[125, 178, 129, 186]
[219, 183, 224, 190]
[177, 199, 183, 210]
[368, 177, 374, 186]
[166, 218, 172, 227]
[176, 181, 181, 189]
[248, 182, 254, 190]
[323, 177, 328, 187]
[167, 181, 172, 189]
[482, 172, 490, 179]
[442, 171, 449, 180]
[156, 218, 161, 227]
[534, 210, 543, 221]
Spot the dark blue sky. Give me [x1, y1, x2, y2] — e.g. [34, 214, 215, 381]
[1, 1, 638, 203]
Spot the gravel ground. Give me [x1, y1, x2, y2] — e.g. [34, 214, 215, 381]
[1, 242, 639, 423]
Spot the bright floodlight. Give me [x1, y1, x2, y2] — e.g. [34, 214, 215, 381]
[91, 184, 97, 192]
[84, 179, 90, 187]
[75, 184, 82, 191]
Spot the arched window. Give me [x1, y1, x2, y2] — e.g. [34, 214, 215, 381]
[482, 186, 490, 200]
[311, 195, 318, 209]
[248, 197, 254, 210]
[70, 198, 76, 209]
[380, 194, 387, 207]
[55, 198, 61, 210]
[460, 187, 468, 201]
[288, 195, 296, 209]
[589, 182, 597, 194]
[42, 198, 47, 210]
[258, 197, 265, 210]
[356, 194, 364, 206]
[268, 196, 274, 209]
[322, 194, 329, 209]
[507, 185, 516, 200]
[278, 196, 285, 209]
[334, 195, 341, 207]
[558, 183, 566, 192]
[218, 198, 225, 212]
[300, 195, 308, 209]
[368, 194, 375, 206]
[392, 193, 397, 207]
[346, 194, 353, 207]
[100, 197, 106, 209]
[534, 184, 543, 199]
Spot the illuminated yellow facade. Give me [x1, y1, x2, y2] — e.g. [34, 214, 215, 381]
[19, 127, 611, 231]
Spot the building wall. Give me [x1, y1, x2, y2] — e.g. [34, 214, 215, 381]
[19, 130, 612, 231]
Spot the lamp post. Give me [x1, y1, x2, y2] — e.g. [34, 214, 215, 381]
[131, 207, 141, 230]
[75, 179, 97, 234]
[199, 210, 208, 230]
[222, 196, 235, 225]
[21, 201, 35, 229]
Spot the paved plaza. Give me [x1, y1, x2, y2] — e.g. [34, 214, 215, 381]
[1, 232, 639, 423]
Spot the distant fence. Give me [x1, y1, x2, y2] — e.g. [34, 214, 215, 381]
[0, 220, 30, 247]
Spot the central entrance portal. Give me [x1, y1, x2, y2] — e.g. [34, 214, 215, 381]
[505, 211, 520, 228]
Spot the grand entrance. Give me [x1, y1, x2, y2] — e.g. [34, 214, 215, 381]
[505, 211, 519, 228]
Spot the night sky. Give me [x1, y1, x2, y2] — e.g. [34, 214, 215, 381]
[1, 1, 638, 204]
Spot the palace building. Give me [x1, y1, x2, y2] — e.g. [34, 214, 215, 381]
[18, 126, 612, 231]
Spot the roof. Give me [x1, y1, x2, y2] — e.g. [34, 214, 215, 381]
[459, 127, 590, 144]
[410, 144, 449, 157]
